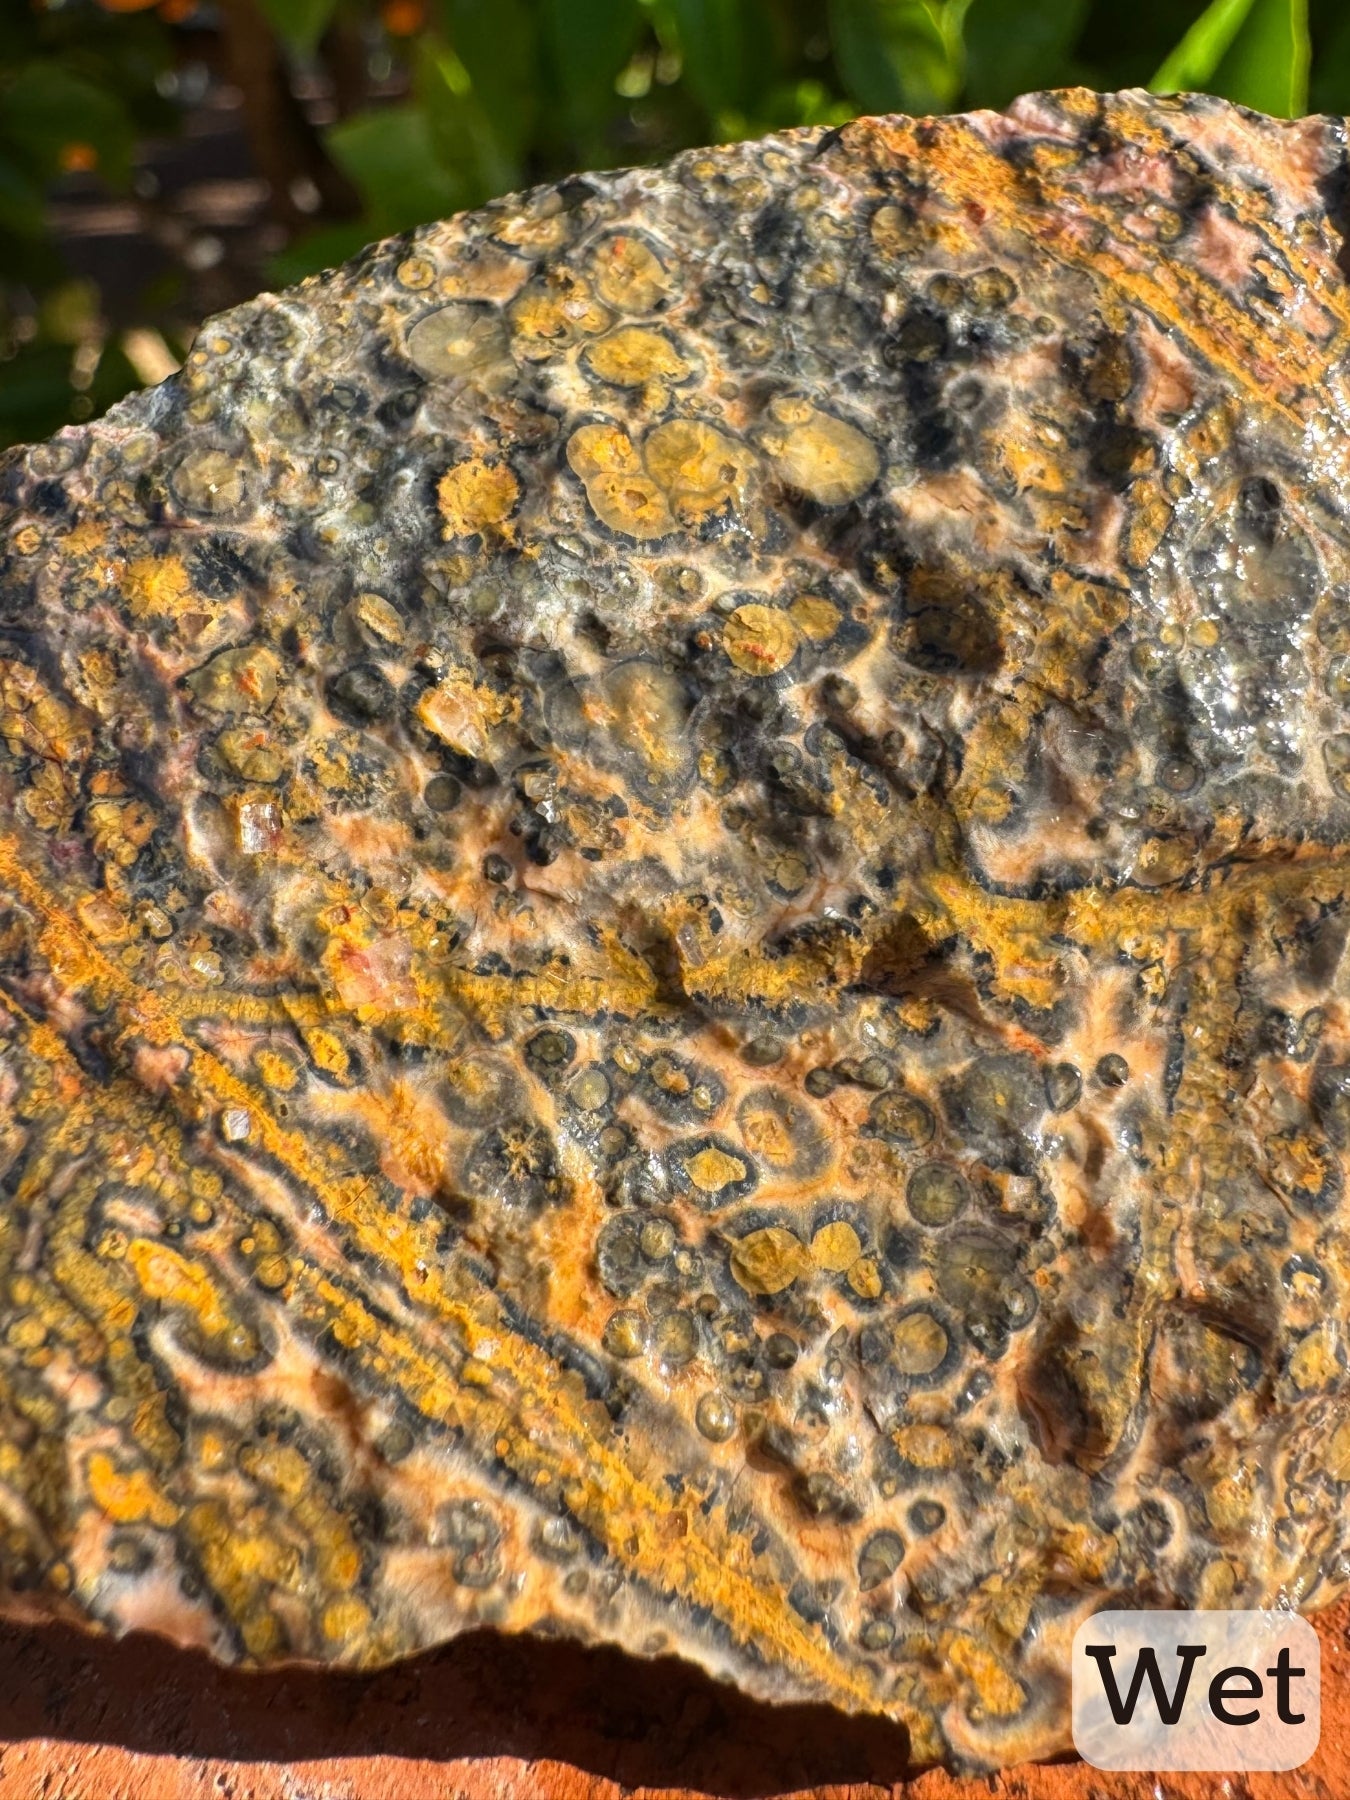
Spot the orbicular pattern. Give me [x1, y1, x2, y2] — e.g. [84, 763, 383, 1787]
[2, 84, 1350, 1771]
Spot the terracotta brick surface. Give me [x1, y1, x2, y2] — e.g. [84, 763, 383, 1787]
[0, 1600, 1344, 1799]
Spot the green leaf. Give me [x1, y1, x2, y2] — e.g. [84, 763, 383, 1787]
[0, 149, 45, 239]
[666, 0, 749, 118]
[1152, 0, 1309, 113]
[0, 342, 78, 452]
[438, 0, 538, 161]
[1211, 0, 1310, 114]
[1150, 0, 1257, 92]
[253, 0, 339, 53]
[415, 40, 521, 202]
[965, 0, 1086, 108]
[541, 0, 643, 137]
[326, 103, 467, 231]
[760, 79, 856, 130]
[827, 0, 969, 117]
[1310, 0, 1350, 113]
[0, 60, 136, 189]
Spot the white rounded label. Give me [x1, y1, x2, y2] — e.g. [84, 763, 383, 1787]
[1072, 1610, 1320, 1772]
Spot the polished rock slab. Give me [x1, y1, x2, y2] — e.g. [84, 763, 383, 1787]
[1, 85, 1349, 1770]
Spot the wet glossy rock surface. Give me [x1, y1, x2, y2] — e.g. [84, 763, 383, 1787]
[1, 86, 1350, 1771]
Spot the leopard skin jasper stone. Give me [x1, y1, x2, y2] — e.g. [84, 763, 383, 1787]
[2, 83, 1350, 1771]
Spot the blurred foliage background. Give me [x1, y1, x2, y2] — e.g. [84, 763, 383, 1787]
[0, 0, 1344, 447]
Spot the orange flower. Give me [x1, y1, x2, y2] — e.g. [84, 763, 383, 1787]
[158, 0, 200, 18]
[380, 0, 425, 35]
[58, 142, 99, 173]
